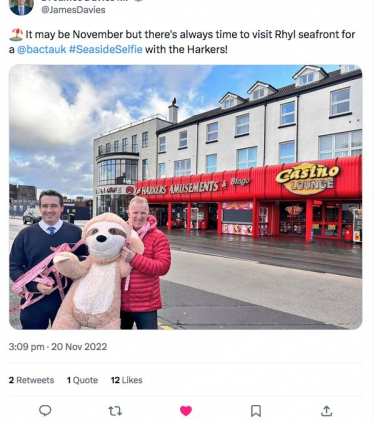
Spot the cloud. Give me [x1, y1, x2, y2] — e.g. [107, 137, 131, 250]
[9, 65, 215, 197]
[34, 154, 60, 169]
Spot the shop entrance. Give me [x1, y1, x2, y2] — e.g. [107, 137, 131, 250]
[312, 201, 362, 239]
[96, 194, 133, 218]
[279, 202, 306, 236]
[190, 203, 210, 230]
[208, 203, 218, 229]
[149, 204, 168, 226]
[169, 203, 186, 228]
[312, 201, 341, 238]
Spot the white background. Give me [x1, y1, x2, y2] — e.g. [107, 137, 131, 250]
[1, 1, 373, 420]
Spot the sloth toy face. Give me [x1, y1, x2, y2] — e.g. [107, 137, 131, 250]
[85, 221, 128, 259]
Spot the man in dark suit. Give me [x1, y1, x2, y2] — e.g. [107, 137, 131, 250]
[10, 0, 32, 15]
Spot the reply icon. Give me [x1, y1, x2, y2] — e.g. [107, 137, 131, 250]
[39, 405, 52, 417]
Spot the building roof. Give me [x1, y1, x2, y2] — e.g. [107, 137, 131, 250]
[292, 65, 329, 79]
[247, 80, 278, 94]
[157, 68, 362, 134]
[219, 91, 246, 103]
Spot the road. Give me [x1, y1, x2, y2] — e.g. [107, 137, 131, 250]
[158, 227, 362, 279]
[9, 218, 362, 330]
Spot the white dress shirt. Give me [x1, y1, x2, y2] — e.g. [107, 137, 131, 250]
[39, 219, 63, 234]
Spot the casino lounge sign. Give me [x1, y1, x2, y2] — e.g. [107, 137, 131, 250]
[275, 163, 340, 195]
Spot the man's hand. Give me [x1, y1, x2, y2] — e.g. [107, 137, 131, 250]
[121, 247, 136, 263]
[37, 283, 56, 295]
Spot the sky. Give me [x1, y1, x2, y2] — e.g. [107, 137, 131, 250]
[9, 64, 340, 198]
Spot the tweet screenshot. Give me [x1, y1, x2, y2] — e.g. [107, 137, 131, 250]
[2, 0, 373, 420]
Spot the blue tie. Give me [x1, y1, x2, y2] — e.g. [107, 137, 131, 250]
[19, 6, 24, 15]
[47, 227, 56, 235]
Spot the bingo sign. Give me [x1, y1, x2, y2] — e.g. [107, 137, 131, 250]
[275, 163, 340, 195]
[222, 202, 253, 210]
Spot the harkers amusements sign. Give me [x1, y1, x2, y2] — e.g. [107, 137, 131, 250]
[135, 178, 251, 196]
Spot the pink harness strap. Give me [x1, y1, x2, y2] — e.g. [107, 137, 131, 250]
[10, 240, 85, 313]
[123, 221, 151, 291]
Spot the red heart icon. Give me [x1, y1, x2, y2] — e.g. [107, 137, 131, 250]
[180, 406, 192, 416]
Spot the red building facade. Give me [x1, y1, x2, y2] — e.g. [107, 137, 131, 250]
[135, 156, 362, 242]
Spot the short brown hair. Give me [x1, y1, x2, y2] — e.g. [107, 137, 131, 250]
[39, 190, 64, 207]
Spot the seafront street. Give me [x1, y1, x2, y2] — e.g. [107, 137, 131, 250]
[9, 218, 362, 330]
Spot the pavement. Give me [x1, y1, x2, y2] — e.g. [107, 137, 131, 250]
[9, 218, 362, 330]
[159, 251, 360, 329]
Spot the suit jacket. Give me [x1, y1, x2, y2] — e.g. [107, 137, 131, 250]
[10, 5, 32, 15]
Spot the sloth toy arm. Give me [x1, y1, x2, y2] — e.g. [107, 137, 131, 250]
[53, 252, 90, 280]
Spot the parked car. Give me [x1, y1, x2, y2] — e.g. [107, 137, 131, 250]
[23, 208, 42, 224]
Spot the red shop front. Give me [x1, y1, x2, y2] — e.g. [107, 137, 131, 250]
[135, 156, 362, 242]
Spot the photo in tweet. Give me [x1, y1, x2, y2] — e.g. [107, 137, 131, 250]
[9, 64, 362, 330]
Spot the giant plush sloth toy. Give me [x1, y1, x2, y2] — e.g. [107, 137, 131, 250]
[52, 213, 144, 329]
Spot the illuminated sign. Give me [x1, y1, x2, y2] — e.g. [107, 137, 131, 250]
[96, 185, 136, 195]
[170, 181, 218, 194]
[285, 205, 303, 216]
[231, 178, 250, 186]
[275, 163, 340, 195]
[96, 186, 123, 194]
[136, 186, 167, 195]
[136, 181, 219, 196]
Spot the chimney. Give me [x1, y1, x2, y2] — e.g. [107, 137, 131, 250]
[168, 97, 178, 124]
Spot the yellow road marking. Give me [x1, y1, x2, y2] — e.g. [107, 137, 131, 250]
[158, 321, 174, 330]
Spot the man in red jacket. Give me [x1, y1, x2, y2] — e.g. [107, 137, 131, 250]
[120, 196, 171, 329]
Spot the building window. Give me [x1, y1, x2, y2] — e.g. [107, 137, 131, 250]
[179, 131, 187, 148]
[97, 159, 138, 186]
[280, 102, 295, 125]
[236, 114, 249, 136]
[98, 145, 103, 156]
[142, 159, 149, 180]
[345, 65, 358, 72]
[142, 132, 149, 148]
[159, 136, 166, 152]
[106, 143, 111, 153]
[300, 73, 314, 85]
[224, 99, 234, 109]
[207, 122, 218, 142]
[206, 154, 217, 173]
[122, 138, 129, 152]
[174, 159, 191, 176]
[237, 147, 257, 169]
[279, 141, 295, 164]
[114, 140, 119, 152]
[319, 130, 362, 159]
[253, 89, 264, 100]
[132, 135, 138, 153]
[159, 163, 166, 178]
[331, 88, 350, 116]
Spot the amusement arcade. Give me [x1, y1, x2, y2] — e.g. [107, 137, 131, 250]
[135, 155, 362, 243]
